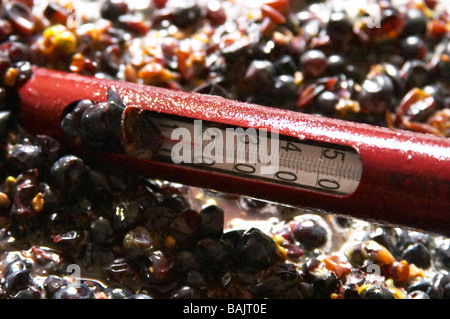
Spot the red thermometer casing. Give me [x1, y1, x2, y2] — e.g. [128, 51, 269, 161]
[18, 67, 450, 235]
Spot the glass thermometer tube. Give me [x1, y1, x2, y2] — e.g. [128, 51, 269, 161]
[134, 112, 362, 196]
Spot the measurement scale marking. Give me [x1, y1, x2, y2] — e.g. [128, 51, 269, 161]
[150, 117, 362, 195]
[164, 138, 361, 180]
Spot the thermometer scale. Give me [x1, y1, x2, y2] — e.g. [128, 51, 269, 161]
[18, 67, 450, 235]
[131, 111, 362, 197]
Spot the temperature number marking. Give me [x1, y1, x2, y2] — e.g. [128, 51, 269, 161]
[228, 138, 361, 195]
[322, 148, 346, 161]
[140, 114, 362, 196]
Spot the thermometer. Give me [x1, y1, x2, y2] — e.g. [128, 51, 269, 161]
[18, 67, 450, 235]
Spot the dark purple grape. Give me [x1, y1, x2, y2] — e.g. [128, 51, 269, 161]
[43, 275, 68, 298]
[249, 264, 300, 297]
[10, 169, 40, 217]
[142, 250, 174, 284]
[235, 269, 258, 286]
[39, 182, 61, 211]
[222, 229, 244, 252]
[380, 63, 403, 95]
[407, 279, 432, 294]
[428, 274, 450, 299]
[423, 83, 447, 109]
[106, 87, 126, 111]
[274, 55, 297, 75]
[4, 269, 32, 296]
[60, 99, 93, 143]
[300, 50, 327, 78]
[301, 258, 326, 282]
[292, 219, 328, 250]
[402, 242, 431, 269]
[326, 55, 346, 76]
[52, 284, 95, 299]
[344, 64, 364, 83]
[243, 60, 276, 93]
[360, 286, 395, 299]
[105, 88, 125, 140]
[8, 143, 44, 171]
[5, 256, 33, 277]
[400, 59, 431, 90]
[0, 41, 30, 64]
[205, 1, 226, 26]
[104, 287, 133, 299]
[437, 43, 450, 81]
[393, 229, 432, 258]
[284, 242, 303, 261]
[100, 0, 129, 21]
[196, 238, 230, 271]
[79, 102, 110, 148]
[90, 216, 114, 245]
[36, 135, 60, 164]
[236, 228, 278, 269]
[168, 209, 202, 245]
[343, 283, 361, 299]
[363, 227, 395, 252]
[148, 208, 176, 232]
[176, 250, 202, 274]
[103, 44, 122, 74]
[315, 91, 338, 115]
[358, 74, 395, 113]
[172, 2, 202, 29]
[401, 9, 428, 37]
[250, 275, 286, 297]
[69, 99, 94, 122]
[0, 19, 13, 42]
[13, 60, 32, 87]
[71, 89, 124, 151]
[312, 273, 340, 298]
[12, 288, 41, 299]
[326, 11, 353, 46]
[112, 201, 142, 233]
[185, 270, 206, 288]
[273, 75, 298, 102]
[401, 36, 427, 60]
[220, 34, 263, 63]
[123, 226, 156, 258]
[200, 204, 224, 238]
[49, 155, 88, 195]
